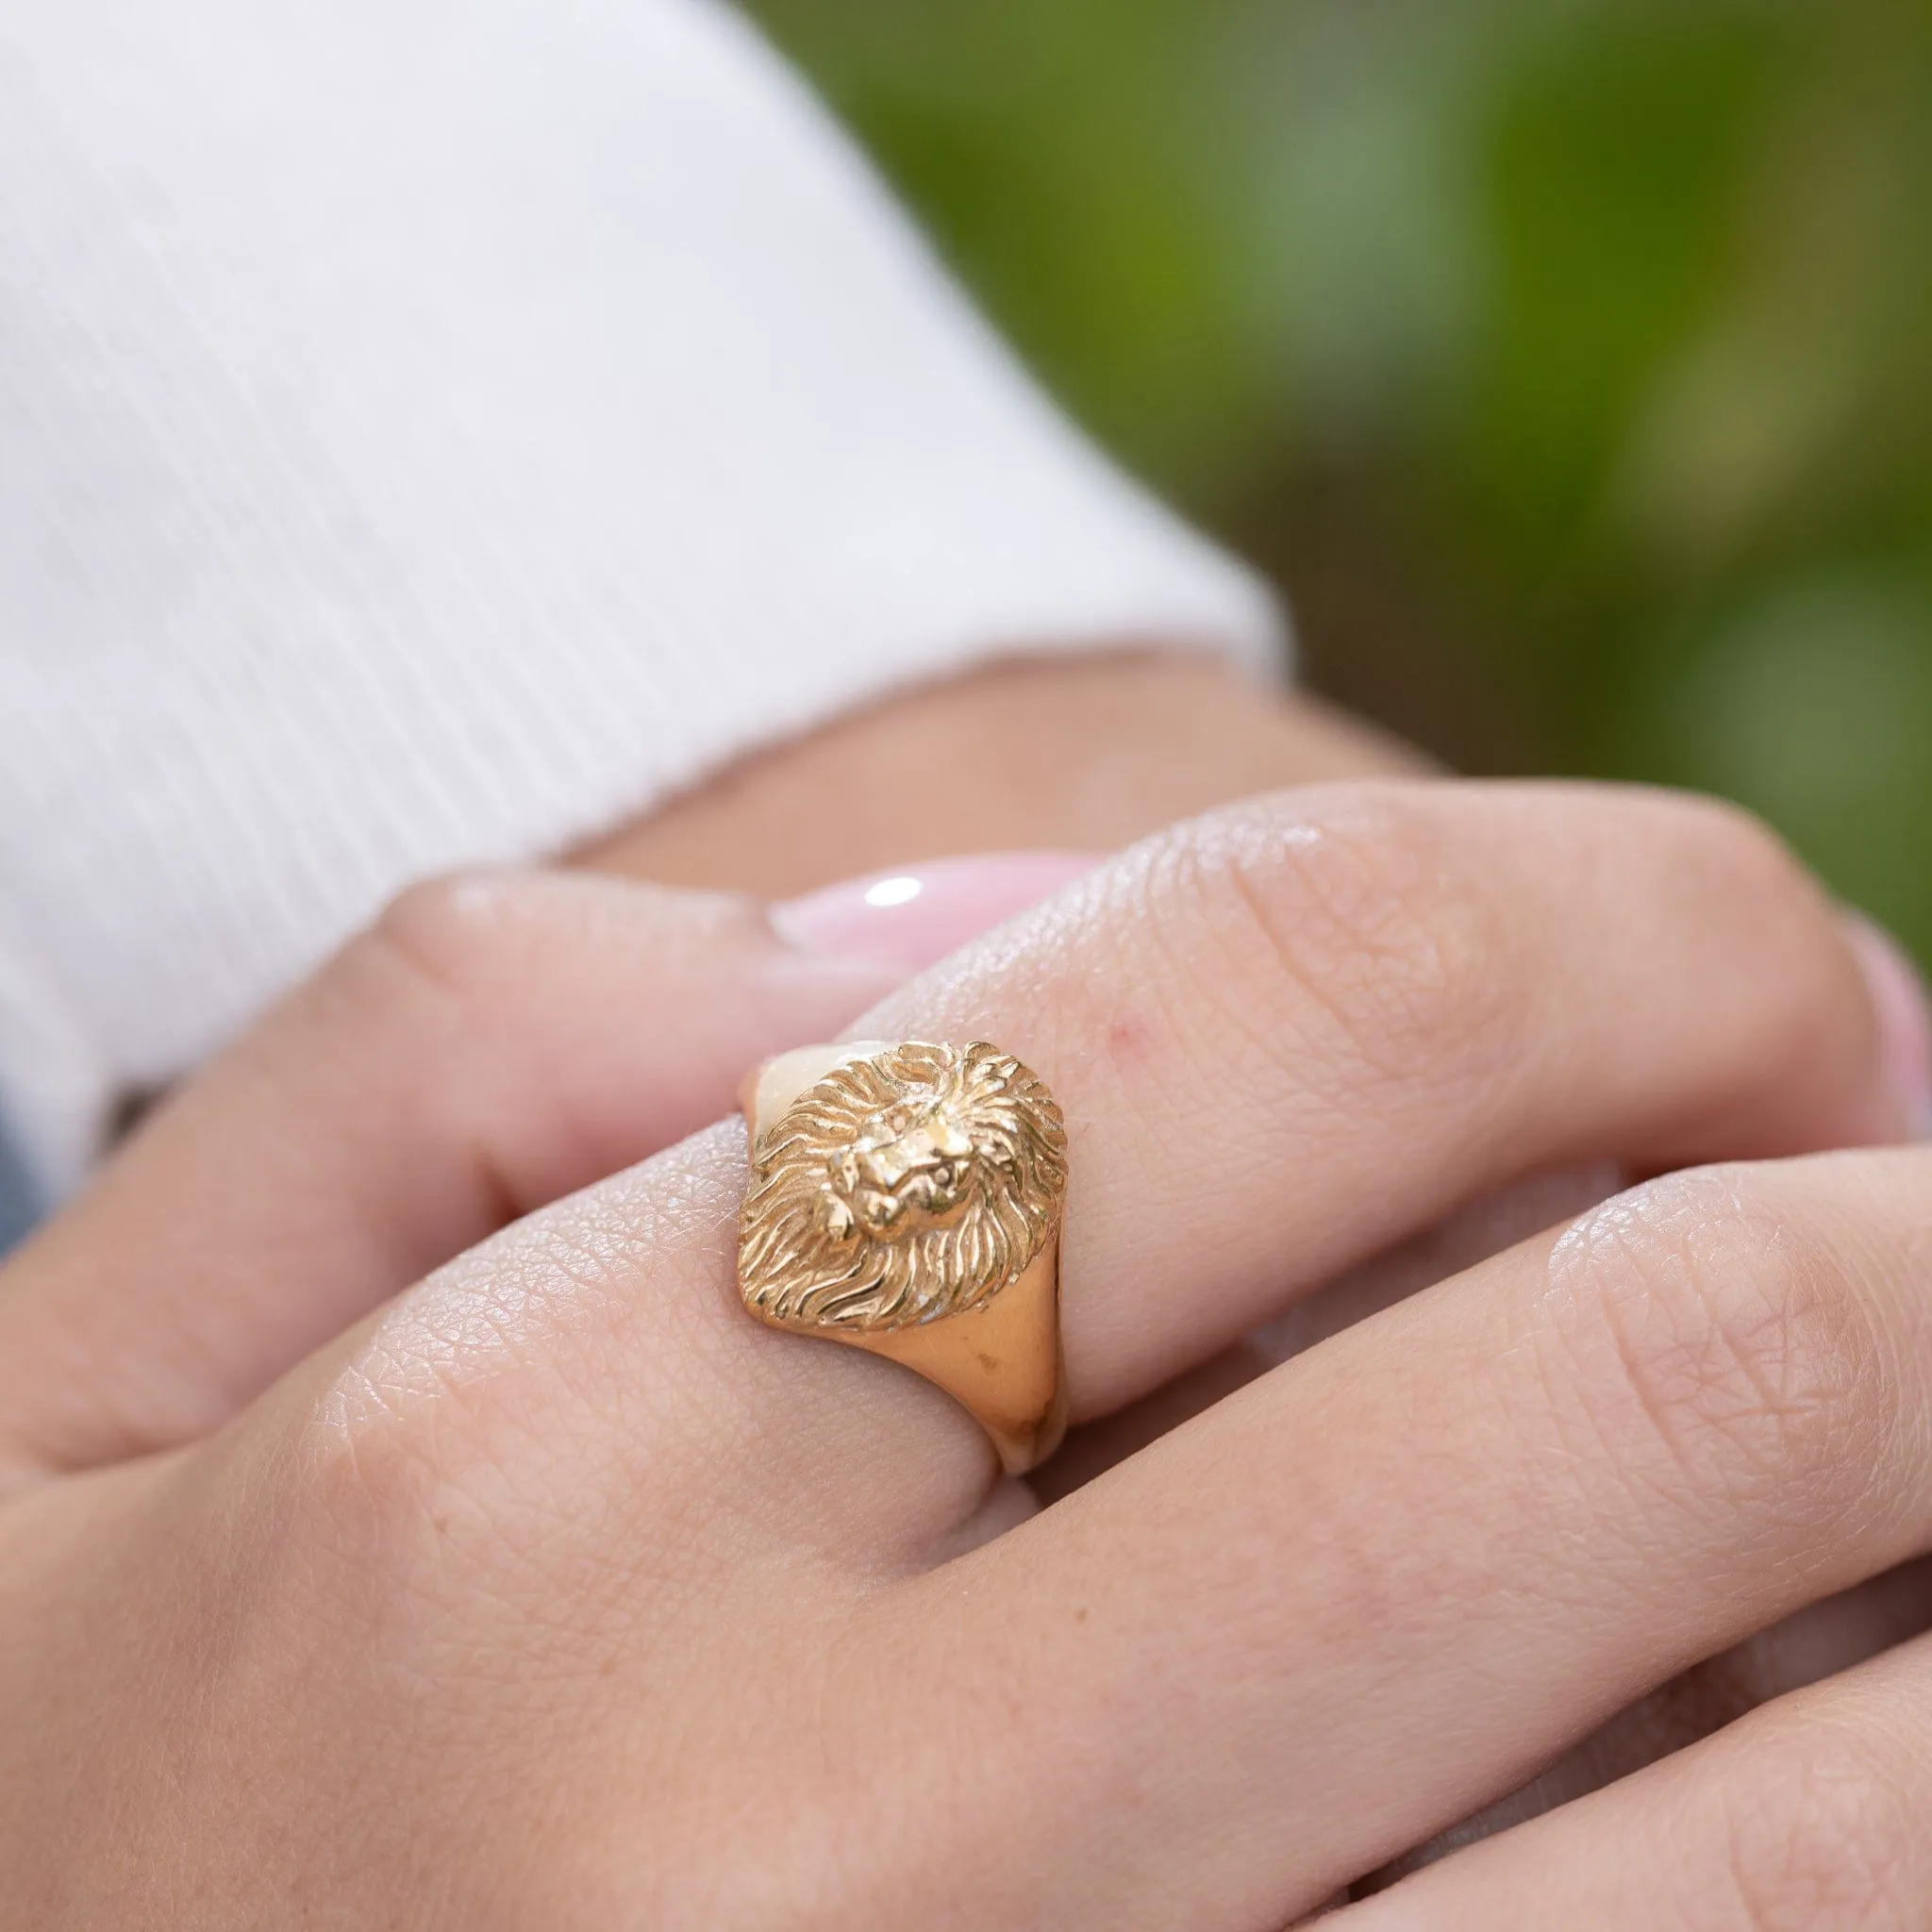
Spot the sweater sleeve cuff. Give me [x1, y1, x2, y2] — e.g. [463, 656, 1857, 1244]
[0, 0, 1285, 1201]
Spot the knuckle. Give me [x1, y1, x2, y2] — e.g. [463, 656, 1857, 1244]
[291, 1222, 637, 1604]
[302, 870, 556, 1064]
[289, 1246, 546, 1602]
[1166, 791, 1516, 1088]
[1655, 794, 1860, 1074]
[1550, 1169, 1893, 1519]
[1665, 791, 1811, 904]
[1720, 1719, 1919, 1929]
[363, 869, 543, 1005]
[299, 1339, 458, 1579]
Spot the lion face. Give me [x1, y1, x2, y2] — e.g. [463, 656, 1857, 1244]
[739, 1041, 1067, 1331]
[824, 1097, 979, 1239]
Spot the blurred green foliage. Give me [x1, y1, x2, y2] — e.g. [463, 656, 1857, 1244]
[749, 0, 1932, 953]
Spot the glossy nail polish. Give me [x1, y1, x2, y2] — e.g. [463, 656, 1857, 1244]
[769, 852, 1096, 973]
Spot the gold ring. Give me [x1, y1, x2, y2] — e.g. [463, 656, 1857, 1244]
[737, 1040, 1069, 1474]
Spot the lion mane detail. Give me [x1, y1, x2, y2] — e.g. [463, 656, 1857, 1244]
[738, 1041, 1067, 1332]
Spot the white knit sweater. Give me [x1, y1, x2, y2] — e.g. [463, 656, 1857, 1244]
[0, 0, 1282, 1206]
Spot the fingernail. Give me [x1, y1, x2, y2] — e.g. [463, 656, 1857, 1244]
[770, 853, 1097, 972]
[1844, 912, 1932, 1140]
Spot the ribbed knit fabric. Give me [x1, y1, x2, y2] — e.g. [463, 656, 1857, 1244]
[0, 0, 1283, 1207]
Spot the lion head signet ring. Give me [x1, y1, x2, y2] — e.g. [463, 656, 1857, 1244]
[737, 1041, 1069, 1474]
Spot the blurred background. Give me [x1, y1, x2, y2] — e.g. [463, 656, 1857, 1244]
[748, 0, 1932, 955]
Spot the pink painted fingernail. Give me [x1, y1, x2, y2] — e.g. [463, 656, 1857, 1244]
[1844, 912, 1932, 1140]
[769, 853, 1097, 972]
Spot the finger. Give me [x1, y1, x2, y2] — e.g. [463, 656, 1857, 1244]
[1334, 1628, 1932, 1929]
[871, 778, 1909, 1419]
[924, 1148, 1932, 1926]
[1360, 1555, 1932, 1890]
[0, 862, 1077, 1481]
[304, 780, 1908, 1562]
[1041, 1162, 1624, 1501]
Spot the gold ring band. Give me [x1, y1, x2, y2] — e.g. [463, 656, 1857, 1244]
[737, 1040, 1068, 1474]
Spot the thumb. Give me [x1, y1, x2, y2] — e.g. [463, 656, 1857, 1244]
[0, 858, 1089, 1486]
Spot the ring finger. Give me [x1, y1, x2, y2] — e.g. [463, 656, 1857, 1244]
[332, 777, 1912, 1555]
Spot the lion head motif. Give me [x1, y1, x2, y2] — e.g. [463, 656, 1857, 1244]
[738, 1041, 1067, 1331]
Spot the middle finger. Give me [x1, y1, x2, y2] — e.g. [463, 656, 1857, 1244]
[864, 777, 1901, 1419]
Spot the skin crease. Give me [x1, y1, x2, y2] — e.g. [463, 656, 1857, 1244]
[2, 657, 1929, 1924]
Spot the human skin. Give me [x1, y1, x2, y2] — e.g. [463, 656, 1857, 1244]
[573, 651, 1425, 893]
[603, 653, 1932, 1903]
[6, 752, 1932, 1922]
[591, 651, 1932, 1885]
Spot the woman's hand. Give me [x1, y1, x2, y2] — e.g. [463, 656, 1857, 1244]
[0, 780, 1924, 1927]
